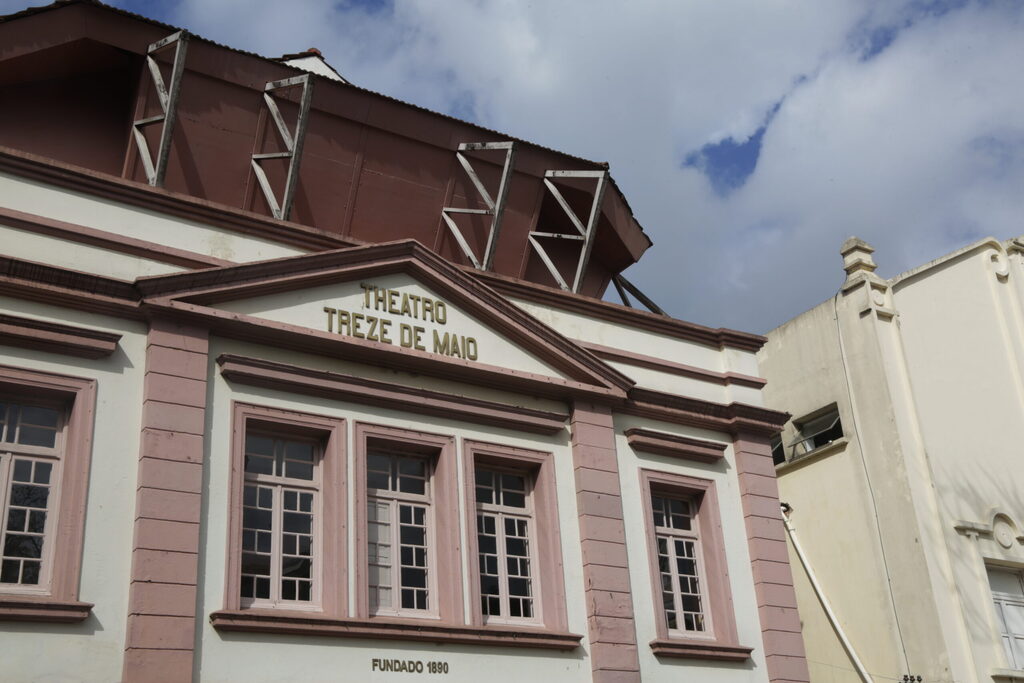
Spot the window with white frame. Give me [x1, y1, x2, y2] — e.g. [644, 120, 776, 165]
[474, 467, 536, 621]
[240, 431, 320, 606]
[651, 493, 709, 635]
[367, 449, 432, 614]
[0, 399, 63, 589]
[988, 566, 1024, 670]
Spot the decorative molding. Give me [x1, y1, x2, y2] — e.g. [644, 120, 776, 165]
[993, 668, 1024, 682]
[0, 255, 142, 319]
[624, 387, 789, 437]
[0, 206, 234, 270]
[474, 269, 767, 353]
[625, 428, 726, 463]
[0, 146, 360, 252]
[649, 639, 752, 661]
[0, 597, 93, 622]
[581, 342, 766, 388]
[954, 510, 1024, 548]
[0, 313, 121, 358]
[217, 354, 568, 435]
[208, 610, 582, 650]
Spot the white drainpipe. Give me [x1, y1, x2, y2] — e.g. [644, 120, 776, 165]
[781, 503, 875, 683]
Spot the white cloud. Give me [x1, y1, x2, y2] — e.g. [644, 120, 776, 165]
[112, 0, 1024, 332]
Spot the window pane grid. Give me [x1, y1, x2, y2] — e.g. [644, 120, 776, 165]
[0, 402, 60, 451]
[990, 568, 1024, 670]
[367, 452, 432, 615]
[240, 434, 319, 607]
[652, 494, 707, 635]
[475, 467, 536, 622]
[1, 456, 55, 586]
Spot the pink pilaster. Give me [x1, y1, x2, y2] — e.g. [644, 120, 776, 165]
[571, 402, 641, 683]
[733, 434, 810, 683]
[123, 318, 209, 683]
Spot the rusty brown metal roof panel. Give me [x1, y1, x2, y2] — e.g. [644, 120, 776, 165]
[0, 0, 650, 254]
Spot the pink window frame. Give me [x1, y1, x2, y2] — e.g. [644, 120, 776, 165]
[462, 440, 568, 633]
[223, 402, 346, 616]
[638, 469, 743, 655]
[0, 364, 96, 622]
[352, 422, 461, 624]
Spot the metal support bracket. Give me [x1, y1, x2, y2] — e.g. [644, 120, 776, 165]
[131, 30, 189, 187]
[441, 142, 516, 270]
[250, 74, 314, 221]
[528, 170, 608, 292]
[611, 273, 666, 315]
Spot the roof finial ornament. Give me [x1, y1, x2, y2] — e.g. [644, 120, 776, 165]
[840, 236, 877, 284]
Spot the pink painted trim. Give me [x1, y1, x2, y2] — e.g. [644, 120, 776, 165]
[624, 387, 789, 437]
[569, 402, 641, 679]
[732, 434, 809, 682]
[0, 206, 235, 270]
[474, 269, 767, 353]
[218, 354, 568, 435]
[0, 596, 94, 622]
[624, 428, 726, 464]
[209, 610, 582, 649]
[581, 342, 766, 389]
[0, 146, 361, 252]
[0, 313, 120, 359]
[157, 296, 620, 401]
[223, 402, 347, 615]
[0, 364, 96, 609]
[352, 422, 462, 624]
[0, 255, 142, 320]
[648, 639, 753, 660]
[461, 440, 568, 632]
[637, 469, 747, 657]
[135, 238, 634, 394]
[125, 318, 209, 683]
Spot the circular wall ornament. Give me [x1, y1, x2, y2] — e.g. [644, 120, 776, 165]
[994, 516, 1016, 549]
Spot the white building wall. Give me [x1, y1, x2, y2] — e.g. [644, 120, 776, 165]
[0, 296, 147, 683]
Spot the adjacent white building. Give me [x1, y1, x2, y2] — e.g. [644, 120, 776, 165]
[760, 236, 1024, 683]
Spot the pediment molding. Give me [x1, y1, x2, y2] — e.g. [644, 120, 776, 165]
[137, 240, 633, 399]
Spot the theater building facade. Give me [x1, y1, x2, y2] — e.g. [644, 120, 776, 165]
[0, 2, 808, 681]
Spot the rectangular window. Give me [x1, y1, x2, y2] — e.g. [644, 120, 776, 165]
[640, 469, 746, 657]
[354, 423, 460, 624]
[240, 432, 320, 606]
[367, 450, 432, 614]
[475, 467, 535, 621]
[651, 493, 707, 634]
[225, 403, 345, 616]
[0, 400, 63, 589]
[790, 406, 843, 458]
[989, 567, 1024, 670]
[0, 366, 95, 622]
[463, 440, 568, 633]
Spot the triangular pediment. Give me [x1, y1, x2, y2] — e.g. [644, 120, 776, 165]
[136, 241, 632, 399]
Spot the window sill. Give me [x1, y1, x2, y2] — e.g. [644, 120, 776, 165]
[0, 595, 93, 622]
[993, 669, 1024, 682]
[650, 638, 753, 661]
[775, 437, 848, 474]
[210, 610, 582, 650]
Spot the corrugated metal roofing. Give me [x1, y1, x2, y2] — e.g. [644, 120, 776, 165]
[0, 0, 649, 247]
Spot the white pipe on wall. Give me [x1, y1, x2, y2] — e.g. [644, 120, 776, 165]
[781, 503, 875, 683]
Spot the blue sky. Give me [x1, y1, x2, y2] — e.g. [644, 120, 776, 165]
[3, 0, 1022, 333]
